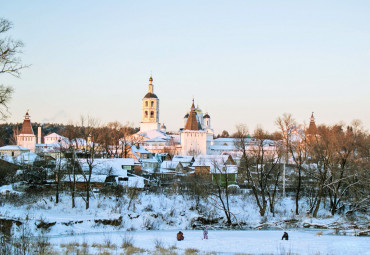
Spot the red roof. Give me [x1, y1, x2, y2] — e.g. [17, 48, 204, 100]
[20, 112, 34, 135]
[184, 102, 202, 131]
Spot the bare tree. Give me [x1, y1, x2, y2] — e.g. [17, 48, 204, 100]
[61, 123, 80, 208]
[289, 125, 307, 215]
[107, 121, 122, 157]
[96, 125, 112, 158]
[0, 18, 29, 119]
[183, 174, 212, 212]
[121, 123, 142, 158]
[209, 159, 234, 225]
[79, 115, 100, 210]
[235, 125, 283, 216]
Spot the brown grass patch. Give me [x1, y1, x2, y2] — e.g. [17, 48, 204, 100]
[185, 248, 200, 255]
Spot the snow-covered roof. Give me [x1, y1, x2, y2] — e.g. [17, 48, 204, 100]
[15, 152, 39, 164]
[137, 129, 170, 140]
[131, 145, 152, 154]
[160, 160, 180, 169]
[62, 174, 107, 183]
[213, 138, 237, 143]
[78, 158, 131, 177]
[146, 136, 168, 142]
[172, 155, 194, 163]
[169, 135, 180, 143]
[122, 176, 145, 188]
[0, 154, 15, 163]
[0, 145, 30, 151]
[72, 138, 87, 146]
[193, 155, 233, 167]
[210, 165, 238, 174]
[141, 158, 159, 163]
[44, 132, 64, 138]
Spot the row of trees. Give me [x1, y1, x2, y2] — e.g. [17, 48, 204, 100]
[233, 114, 369, 218]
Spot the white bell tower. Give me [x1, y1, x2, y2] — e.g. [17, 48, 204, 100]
[140, 76, 160, 132]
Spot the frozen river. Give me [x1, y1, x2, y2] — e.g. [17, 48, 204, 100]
[48, 229, 370, 254]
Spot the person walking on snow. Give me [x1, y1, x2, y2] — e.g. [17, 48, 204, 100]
[203, 226, 208, 239]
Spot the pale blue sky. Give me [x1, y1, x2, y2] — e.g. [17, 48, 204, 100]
[2, 0, 370, 134]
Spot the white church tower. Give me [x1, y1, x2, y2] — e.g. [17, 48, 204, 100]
[140, 76, 160, 132]
[17, 111, 37, 152]
[180, 100, 214, 156]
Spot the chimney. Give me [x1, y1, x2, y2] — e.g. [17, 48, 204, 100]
[37, 126, 42, 144]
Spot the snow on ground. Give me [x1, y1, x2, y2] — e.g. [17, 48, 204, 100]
[48, 229, 370, 254]
[1, 188, 369, 254]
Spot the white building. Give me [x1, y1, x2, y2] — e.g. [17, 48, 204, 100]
[0, 145, 30, 157]
[180, 100, 214, 155]
[16, 112, 41, 152]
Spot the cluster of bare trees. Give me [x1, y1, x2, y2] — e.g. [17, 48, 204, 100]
[53, 118, 139, 209]
[96, 121, 139, 158]
[304, 121, 369, 217]
[235, 114, 369, 218]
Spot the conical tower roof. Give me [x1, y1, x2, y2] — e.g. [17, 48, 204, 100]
[20, 111, 34, 135]
[184, 100, 202, 131]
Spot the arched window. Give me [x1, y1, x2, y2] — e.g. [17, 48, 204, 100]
[145, 111, 148, 118]
[151, 101, 154, 107]
[150, 111, 154, 118]
[145, 101, 148, 107]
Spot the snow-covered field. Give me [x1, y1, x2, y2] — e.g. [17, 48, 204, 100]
[1, 189, 369, 254]
[48, 229, 370, 254]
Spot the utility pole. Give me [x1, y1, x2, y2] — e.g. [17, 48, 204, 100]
[283, 163, 286, 197]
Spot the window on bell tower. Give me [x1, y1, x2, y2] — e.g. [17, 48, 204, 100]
[151, 101, 154, 107]
[145, 101, 148, 107]
[150, 111, 154, 118]
[145, 111, 148, 118]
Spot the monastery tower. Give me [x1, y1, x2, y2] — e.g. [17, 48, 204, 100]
[17, 111, 36, 152]
[140, 76, 160, 132]
[180, 100, 214, 155]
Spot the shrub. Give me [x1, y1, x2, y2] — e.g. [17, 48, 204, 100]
[121, 234, 134, 249]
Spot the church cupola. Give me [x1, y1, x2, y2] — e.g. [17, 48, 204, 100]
[203, 113, 211, 129]
[160, 123, 167, 133]
[144, 76, 158, 99]
[184, 113, 189, 126]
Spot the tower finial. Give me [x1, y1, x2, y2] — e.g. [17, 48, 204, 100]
[148, 76, 153, 93]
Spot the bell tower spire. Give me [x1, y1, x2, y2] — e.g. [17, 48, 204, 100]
[148, 76, 153, 93]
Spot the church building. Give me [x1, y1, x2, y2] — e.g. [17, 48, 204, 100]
[180, 100, 214, 155]
[134, 76, 215, 156]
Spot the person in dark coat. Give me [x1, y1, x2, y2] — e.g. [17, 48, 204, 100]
[177, 231, 184, 241]
[281, 232, 289, 240]
[203, 226, 208, 239]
